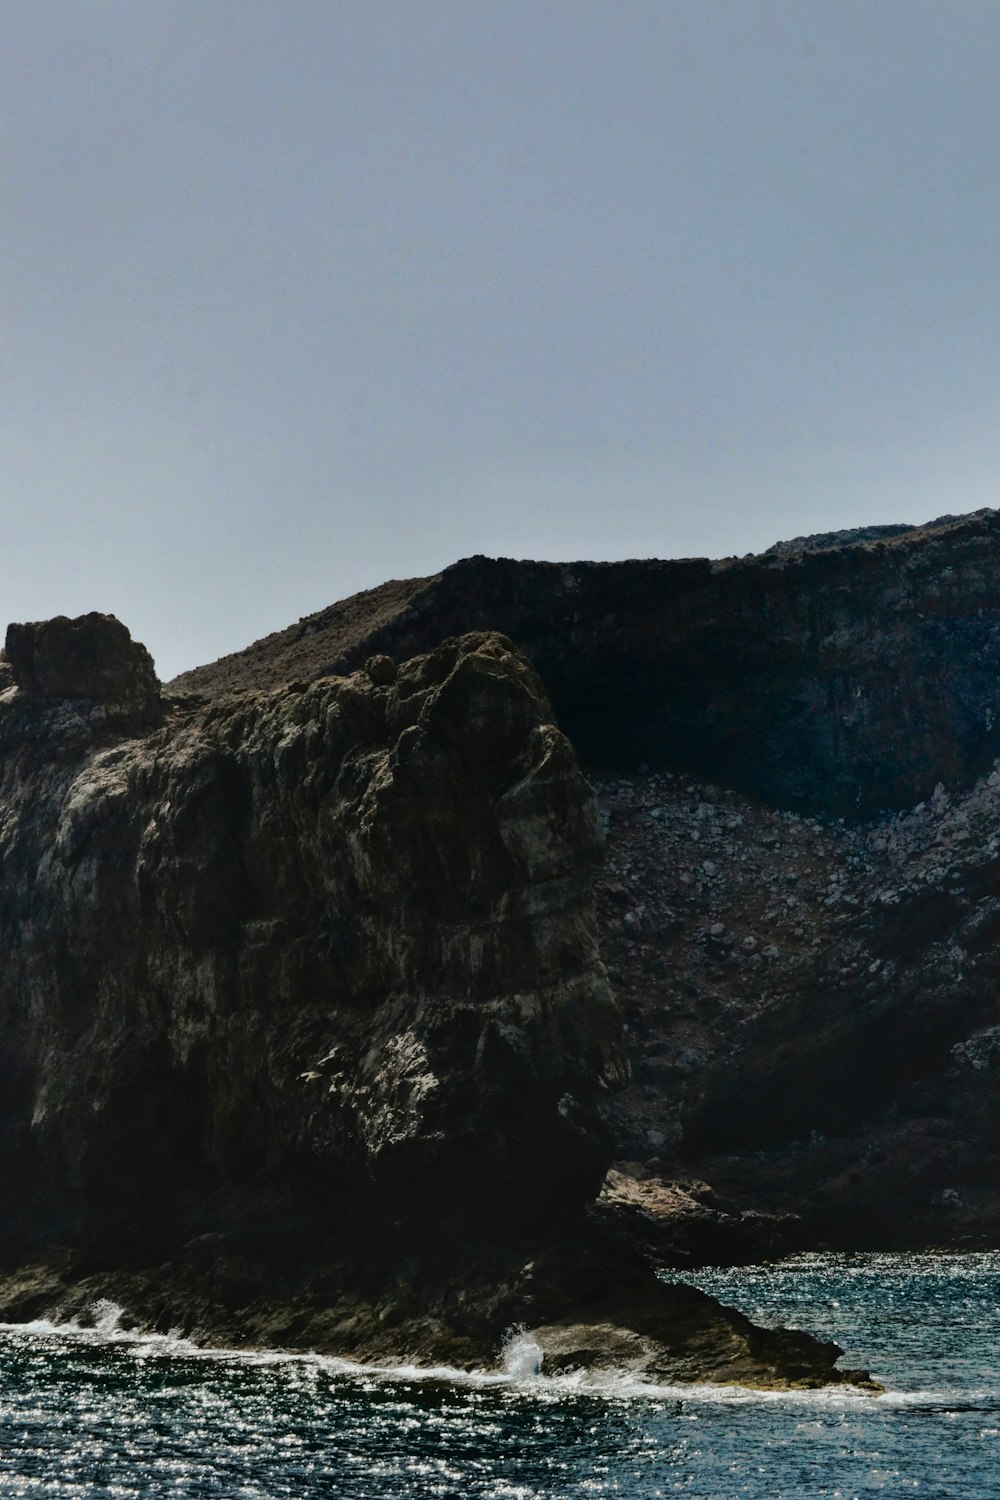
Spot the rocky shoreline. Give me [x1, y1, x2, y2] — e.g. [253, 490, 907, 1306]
[0, 1225, 878, 1391]
[0, 611, 873, 1390]
[7, 512, 1000, 1392]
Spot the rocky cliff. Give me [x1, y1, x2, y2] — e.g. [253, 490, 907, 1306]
[167, 508, 1000, 1257]
[0, 610, 867, 1387]
[171, 508, 1000, 819]
[0, 620, 622, 1255]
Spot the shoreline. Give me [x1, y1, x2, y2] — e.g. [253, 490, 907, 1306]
[0, 1228, 882, 1394]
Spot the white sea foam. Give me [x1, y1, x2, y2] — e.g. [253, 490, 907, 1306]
[0, 1303, 907, 1405]
[8, 1296, 998, 1412]
[0, 1300, 198, 1356]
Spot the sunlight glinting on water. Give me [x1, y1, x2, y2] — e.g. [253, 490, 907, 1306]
[1, 1254, 1000, 1496]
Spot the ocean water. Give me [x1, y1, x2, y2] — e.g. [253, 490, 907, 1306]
[1, 1253, 999, 1498]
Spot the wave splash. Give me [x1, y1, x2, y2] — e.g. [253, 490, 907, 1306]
[500, 1325, 544, 1380]
[0, 1299, 198, 1356]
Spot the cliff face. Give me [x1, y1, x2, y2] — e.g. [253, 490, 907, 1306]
[0, 611, 871, 1390]
[157, 510, 1000, 1254]
[0, 620, 624, 1257]
[171, 509, 1000, 819]
[22, 506, 1000, 1264]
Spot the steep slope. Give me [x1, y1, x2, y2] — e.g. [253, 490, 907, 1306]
[594, 761, 1000, 1253]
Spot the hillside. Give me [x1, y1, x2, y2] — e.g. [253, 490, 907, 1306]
[170, 509, 1000, 819]
[165, 507, 1000, 1250]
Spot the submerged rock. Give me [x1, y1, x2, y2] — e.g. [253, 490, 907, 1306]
[531, 1284, 876, 1390]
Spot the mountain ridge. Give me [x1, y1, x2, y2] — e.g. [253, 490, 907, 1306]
[171, 508, 1000, 819]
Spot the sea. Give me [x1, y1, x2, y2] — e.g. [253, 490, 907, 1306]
[0, 1251, 998, 1499]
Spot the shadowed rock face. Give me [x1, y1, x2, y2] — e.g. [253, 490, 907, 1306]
[170, 509, 1000, 819]
[591, 761, 1000, 1253]
[5, 613, 161, 722]
[0, 613, 880, 1387]
[0, 621, 624, 1256]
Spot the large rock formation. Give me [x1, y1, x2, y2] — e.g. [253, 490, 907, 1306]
[163, 508, 1000, 1253]
[4, 612, 160, 719]
[0, 610, 868, 1387]
[0, 621, 623, 1254]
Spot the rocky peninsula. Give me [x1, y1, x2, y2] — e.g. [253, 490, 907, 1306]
[0, 611, 869, 1388]
[17, 506, 1000, 1386]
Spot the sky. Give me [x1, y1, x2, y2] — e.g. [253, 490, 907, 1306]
[3, 0, 1000, 680]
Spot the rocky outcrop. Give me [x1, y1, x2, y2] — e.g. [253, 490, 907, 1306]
[0, 1231, 878, 1390]
[595, 1166, 807, 1267]
[0, 610, 868, 1387]
[4, 613, 161, 722]
[159, 507, 1000, 1257]
[0, 622, 623, 1253]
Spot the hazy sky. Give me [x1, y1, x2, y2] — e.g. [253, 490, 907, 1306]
[3, 0, 999, 678]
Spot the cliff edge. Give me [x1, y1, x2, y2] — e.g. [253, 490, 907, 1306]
[171, 508, 1000, 819]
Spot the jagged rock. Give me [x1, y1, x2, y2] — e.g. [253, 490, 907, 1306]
[363, 653, 397, 686]
[152, 511, 1000, 1250]
[5, 613, 161, 721]
[0, 617, 869, 1385]
[0, 1222, 877, 1389]
[0, 627, 623, 1249]
[596, 1165, 810, 1269]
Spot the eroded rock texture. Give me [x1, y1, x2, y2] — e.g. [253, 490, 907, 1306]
[597, 761, 1000, 1251]
[161, 509, 1000, 1256]
[0, 622, 624, 1258]
[0, 603, 895, 1387]
[5, 612, 161, 720]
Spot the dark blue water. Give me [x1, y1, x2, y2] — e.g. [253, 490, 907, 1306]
[1, 1253, 999, 1498]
